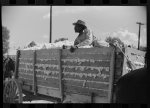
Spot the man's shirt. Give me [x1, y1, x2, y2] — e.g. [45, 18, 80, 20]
[74, 28, 95, 47]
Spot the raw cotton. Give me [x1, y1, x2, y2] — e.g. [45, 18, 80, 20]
[22, 40, 108, 50]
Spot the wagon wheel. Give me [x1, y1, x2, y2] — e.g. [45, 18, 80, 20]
[3, 78, 23, 103]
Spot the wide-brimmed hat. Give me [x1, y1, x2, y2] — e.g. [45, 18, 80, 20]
[73, 20, 86, 27]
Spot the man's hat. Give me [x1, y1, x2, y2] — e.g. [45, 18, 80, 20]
[73, 20, 86, 27]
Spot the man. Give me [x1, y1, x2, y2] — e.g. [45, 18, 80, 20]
[115, 52, 147, 103]
[70, 20, 95, 52]
[3, 56, 15, 80]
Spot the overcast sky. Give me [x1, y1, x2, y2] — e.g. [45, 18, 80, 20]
[2, 6, 147, 55]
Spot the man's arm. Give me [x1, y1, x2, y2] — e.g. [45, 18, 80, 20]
[76, 29, 93, 47]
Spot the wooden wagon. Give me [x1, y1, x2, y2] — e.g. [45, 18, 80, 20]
[3, 46, 145, 103]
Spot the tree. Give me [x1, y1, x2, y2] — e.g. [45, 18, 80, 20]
[105, 36, 124, 48]
[2, 26, 10, 55]
[54, 38, 68, 43]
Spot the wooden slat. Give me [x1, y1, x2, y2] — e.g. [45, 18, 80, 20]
[64, 93, 91, 103]
[18, 73, 33, 79]
[62, 47, 113, 55]
[64, 85, 108, 97]
[36, 59, 58, 65]
[62, 66, 110, 75]
[19, 68, 33, 74]
[63, 79, 109, 90]
[19, 72, 59, 80]
[62, 48, 112, 62]
[37, 85, 60, 98]
[35, 64, 59, 71]
[93, 96, 108, 103]
[33, 50, 37, 95]
[19, 58, 33, 63]
[36, 77, 59, 85]
[108, 48, 115, 103]
[35, 70, 59, 77]
[19, 77, 33, 85]
[62, 53, 111, 60]
[58, 49, 64, 102]
[20, 50, 34, 58]
[36, 49, 59, 59]
[19, 77, 59, 88]
[22, 84, 33, 92]
[37, 80, 59, 88]
[62, 60, 110, 67]
[63, 73, 110, 82]
[19, 63, 33, 69]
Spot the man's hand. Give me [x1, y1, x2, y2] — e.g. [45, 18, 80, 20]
[70, 46, 78, 53]
[62, 45, 67, 49]
[74, 40, 80, 46]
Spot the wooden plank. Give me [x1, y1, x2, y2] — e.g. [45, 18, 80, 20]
[36, 59, 58, 65]
[20, 50, 34, 58]
[36, 49, 59, 59]
[63, 93, 91, 103]
[37, 80, 59, 88]
[14, 50, 20, 79]
[57, 49, 64, 102]
[93, 96, 108, 103]
[35, 64, 59, 71]
[19, 77, 33, 85]
[19, 77, 59, 88]
[108, 48, 115, 103]
[64, 85, 108, 97]
[19, 63, 33, 69]
[18, 68, 33, 74]
[35, 70, 59, 77]
[63, 73, 110, 82]
[22, 84, 33, 92]
[62, 47, 113, 55]
[62, 66, 110, 75]
[37, 85, 60, 98]
[33, 50, 37, 95]
[62, 53, 111, 60]
[19, 72, 59, 81]
[18, 73, 33, 80]
[36, 77, 59, 88]
[63, 79, 109, 90]
[19, 58, 33, 63]
[62, 60, 110, 67]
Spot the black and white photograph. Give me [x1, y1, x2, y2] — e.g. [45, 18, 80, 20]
[2, 6, 147, 103]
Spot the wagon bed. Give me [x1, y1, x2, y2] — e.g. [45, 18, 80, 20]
[4, 46, 145, 103]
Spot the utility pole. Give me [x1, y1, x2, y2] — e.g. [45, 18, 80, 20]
[49, 6, 52, 43]
[136, 22, 144, 50]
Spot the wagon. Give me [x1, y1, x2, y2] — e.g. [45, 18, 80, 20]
[3, 46, 145, 103]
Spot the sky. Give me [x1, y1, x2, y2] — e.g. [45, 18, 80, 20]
[2, 6, 147, 55]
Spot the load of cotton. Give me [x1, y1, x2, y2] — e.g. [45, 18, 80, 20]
[22, 40, 74, 50]
[22, 40, 109, 50]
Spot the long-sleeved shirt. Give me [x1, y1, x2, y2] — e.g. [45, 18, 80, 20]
[74, 28, 95, 47]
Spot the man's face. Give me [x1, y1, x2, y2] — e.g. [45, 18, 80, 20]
[74, 24, 83, 33]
